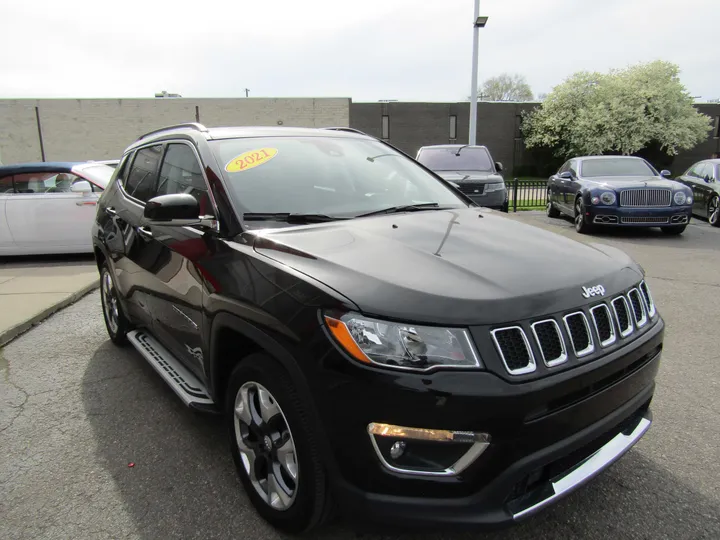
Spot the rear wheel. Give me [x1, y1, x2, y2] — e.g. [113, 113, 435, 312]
[100, 264, 130, 345]
[709, 195, 719, 227]
[546, 190, 560, 218]
[662, 225, 686, 235]
[227, 354, 330, 533]
[574, 198, 593, 234]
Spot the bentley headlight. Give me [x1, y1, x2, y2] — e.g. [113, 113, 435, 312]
[600, 191, 616, 205]
[673, 191, 687, 205]
[484, 182, 505, 193]
[324, 313, 481, 372]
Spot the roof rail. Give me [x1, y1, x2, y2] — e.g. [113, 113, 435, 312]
[137, 123, 209, 141]
[321, 127, 370, 136]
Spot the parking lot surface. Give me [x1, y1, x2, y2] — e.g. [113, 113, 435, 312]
[1, 213, 719, 540]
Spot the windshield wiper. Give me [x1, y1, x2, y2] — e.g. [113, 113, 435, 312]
[357, 202, 452, 217]
[242, 212, 350, 224]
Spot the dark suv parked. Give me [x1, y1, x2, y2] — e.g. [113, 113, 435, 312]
[93, 123, 663, 533]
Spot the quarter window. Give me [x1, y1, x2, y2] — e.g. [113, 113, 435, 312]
[157, 144, 212, 214]
[125, 145, 163, 202]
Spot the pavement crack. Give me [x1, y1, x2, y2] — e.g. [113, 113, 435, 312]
[647, 275, 720, 289]
[0, 349, 29, 433]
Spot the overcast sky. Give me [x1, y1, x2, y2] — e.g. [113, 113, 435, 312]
[1, 0, 717, 102]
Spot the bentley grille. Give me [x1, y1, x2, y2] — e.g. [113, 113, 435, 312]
[619, 189, 671, 207]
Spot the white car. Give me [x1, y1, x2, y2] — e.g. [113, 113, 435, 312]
[0, 161, 115, 255]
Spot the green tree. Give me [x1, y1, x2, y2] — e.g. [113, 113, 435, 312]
[473, 73, 533, 102]
[522, 61, 712, 159]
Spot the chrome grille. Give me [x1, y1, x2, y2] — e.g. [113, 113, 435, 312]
[619, 189, 671, 207]
[590, 304, 616, 347]
[563, 312, 594, 357]
[620, 216, 669, 224]
[627, 288, 648, 328]
[639, 280, 656, 317]
[611, 296, 633, 337]
[531, 320, 567, 367]
[491, 327, 536, 375]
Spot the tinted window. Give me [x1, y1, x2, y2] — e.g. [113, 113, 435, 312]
[157, 144, 212, 214]
[210, 137, 467, 217]
[580, 158, 655, 178]
[416, 147, 494, 172]
[125, 145, 163, 202]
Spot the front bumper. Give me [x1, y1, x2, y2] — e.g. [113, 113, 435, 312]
[309, 316, 663, 529]
[585, 204, 692, 227]
[466, 189, 507, 209]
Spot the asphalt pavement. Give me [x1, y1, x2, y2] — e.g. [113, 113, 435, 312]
[1, 213, 719, 540]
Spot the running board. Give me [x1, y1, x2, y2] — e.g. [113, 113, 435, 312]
[127, 330, 215, 408]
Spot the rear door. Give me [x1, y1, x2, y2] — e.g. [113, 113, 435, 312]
[5, 171, 100, 253]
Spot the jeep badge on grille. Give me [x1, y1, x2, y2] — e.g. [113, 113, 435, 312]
[582, 285, 606, 298]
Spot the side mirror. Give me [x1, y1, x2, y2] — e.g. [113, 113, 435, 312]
[559, 171, 573, 180]
[143, 193, 201, 226]
[705, 176, 712, 183]
[494, 161, 503, 172]
[71, 180, 92, 193]
[660, 170, 671, 177]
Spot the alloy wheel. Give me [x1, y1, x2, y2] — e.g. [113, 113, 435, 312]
[101, 270, 119, 334]
[233, 382, 299, 511]
[709, 197, 719, 226]
[575, 201, 583, 231]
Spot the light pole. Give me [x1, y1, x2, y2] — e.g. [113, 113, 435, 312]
[468, 3, 488, 146]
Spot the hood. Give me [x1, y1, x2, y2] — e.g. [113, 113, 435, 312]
[247, 209, 642, 325]
[583, 176, 685, 190]
[435, 171, 502, 183]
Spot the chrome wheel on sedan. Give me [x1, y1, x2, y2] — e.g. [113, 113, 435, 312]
[709, 196, 719, 227]
[234, 382, 299, 511]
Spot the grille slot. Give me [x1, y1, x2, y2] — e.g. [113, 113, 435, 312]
[639, 280, 656, 317]
[611, 296, 634, 337]
[531, 320, 567, 367]
[620, 216, 669, 224]
[457, 182, 485, 195]
[590, 304, 616, 347]
[563, 312, 594, 357]
[491, 327, 536, 375]
[619, 189, 671, 207]
[627, 289, 648, 328]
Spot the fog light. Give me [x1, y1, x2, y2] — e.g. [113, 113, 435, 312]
[368, 422, 490, 477]
[390, 441, 406, 459]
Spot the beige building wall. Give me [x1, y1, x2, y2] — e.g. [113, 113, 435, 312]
[0, 98, 350, 165]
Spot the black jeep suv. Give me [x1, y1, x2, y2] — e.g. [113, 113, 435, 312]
[92, 123, 663, 533]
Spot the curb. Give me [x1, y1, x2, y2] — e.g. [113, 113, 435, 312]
[0, 280, 100, 348]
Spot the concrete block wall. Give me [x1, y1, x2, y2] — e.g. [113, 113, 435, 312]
[0, 98, 350, 164]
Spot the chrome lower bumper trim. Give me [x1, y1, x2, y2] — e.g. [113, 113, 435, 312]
[512, 413, 651, 520]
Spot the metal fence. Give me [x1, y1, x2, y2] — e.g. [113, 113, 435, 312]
[506, 179, 548, 212]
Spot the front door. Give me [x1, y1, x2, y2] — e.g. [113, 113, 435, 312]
[5, 171, 100, 253]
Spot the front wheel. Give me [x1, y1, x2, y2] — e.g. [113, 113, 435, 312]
[574, 198, 593, 234]
[662, 225, 687, 235]
[546, 190, 560, 218]
[227, 354, 331, 533]
[709, 196, 719, 227]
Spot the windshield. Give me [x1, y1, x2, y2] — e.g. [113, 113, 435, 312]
[416, 147, 494, 172]
[211, 137, 467, 218]
[581, 158, 656, 178]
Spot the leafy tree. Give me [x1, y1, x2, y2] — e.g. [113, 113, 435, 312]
[522, 61, 712, 159]
[473, 73, 533, 102]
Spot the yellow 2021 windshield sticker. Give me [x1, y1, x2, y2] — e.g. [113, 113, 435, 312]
[225, 148, 278, 172]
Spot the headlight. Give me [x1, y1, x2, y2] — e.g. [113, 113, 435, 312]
[673, 191, 687, 205]
[484, 182, 505, 193]
[599, 191, 616, 205]
[324, 313, 482, 372]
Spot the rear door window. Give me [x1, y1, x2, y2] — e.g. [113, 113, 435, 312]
[124, 145, 163, 202]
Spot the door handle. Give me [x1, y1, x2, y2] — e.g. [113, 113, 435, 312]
[137, 226, 153, 238]
[105, 206, 117, 216]
[76, 200, 97, 206]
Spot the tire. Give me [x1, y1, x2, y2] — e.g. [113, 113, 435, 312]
[100, 264, 131, 345]
[661, 225, 686, 235]
[500, 201, 509, 213]
[546, 190, 560, 218]
[574, 197, 593, 234]
[709, 195, 719, 227]
[226, 354, 330, 533]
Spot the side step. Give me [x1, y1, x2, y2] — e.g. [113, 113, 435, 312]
[127, 330, 215, 409]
